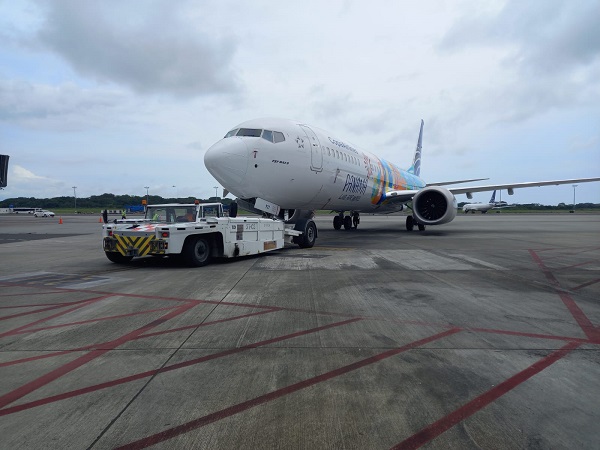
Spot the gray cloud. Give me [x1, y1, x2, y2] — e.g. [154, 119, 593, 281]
[436, 0, 600, 124]
[439, 0, 600, 75]
[36, 0, 240, 98]
[0, 78, 128, 129]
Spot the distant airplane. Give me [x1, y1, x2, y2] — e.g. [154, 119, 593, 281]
[204, 118, 600, 240]
[462, 190, 513, 213]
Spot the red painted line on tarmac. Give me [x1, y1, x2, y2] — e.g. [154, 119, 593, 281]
[0, 317, 362, 417]
[0, 295, 110, 338]
[0, 302, 196, 410]
[468, 326, 591, 344]
[0, 303, 85, 321]
[268, 306, 457, 330]
[529, 250, 561, 287]
[0, 296, 107, 310]
[10, 305, 178, 335]
[135, 308, 281, 340]
[572, 278, 600, 291]
[559, 260, 597, 270]
[529, 250, 600, 342]
[390, 341, 580, 450]
[0, 308, 281, 368]
[0, 291, 59, 299]
[0, 349, 79, 369]
[556, 291, 600, 342]
[115, 328, 461, 450]
[0, 280, 282, 311]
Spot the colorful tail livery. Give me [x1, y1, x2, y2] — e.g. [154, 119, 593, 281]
[407, 120, 423, 178]
[204, 118, 600, 241]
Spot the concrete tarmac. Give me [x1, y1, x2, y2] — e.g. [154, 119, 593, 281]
[0, 212, 599, 449]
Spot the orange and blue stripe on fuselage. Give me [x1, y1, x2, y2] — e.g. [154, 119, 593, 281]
[370, 157, 425, 205]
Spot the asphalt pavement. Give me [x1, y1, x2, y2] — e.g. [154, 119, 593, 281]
[1, 212, 599, 449]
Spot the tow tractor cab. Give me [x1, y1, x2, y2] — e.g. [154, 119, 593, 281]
[102, 202, 316, 267]
[144, 203, 222, 223]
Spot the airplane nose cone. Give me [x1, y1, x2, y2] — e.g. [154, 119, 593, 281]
[204, 138, 249, 191]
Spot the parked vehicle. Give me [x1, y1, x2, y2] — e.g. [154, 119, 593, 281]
[33, 210, 55, 217]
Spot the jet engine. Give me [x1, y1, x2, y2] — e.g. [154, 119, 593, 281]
[412, 186, 457, 225]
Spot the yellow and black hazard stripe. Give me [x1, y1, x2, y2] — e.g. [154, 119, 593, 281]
[114, 235, 154, 257]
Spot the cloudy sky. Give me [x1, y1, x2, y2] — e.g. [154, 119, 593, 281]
[1, 0, 599, 205]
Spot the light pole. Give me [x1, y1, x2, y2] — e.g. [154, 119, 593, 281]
[72, 186, 77, 213]
[213, 186, 219, 199]
[144, 186, 149, 205]
[572, 184, 578, 213]
[172, 185, 176, 200]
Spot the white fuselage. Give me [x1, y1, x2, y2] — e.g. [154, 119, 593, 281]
[463, 202, 494, 212]
[463, 201, 508, 213]
[204, 118, 425, 213]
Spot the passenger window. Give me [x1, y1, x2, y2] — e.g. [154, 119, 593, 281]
[262, 130, 273, 142]
[224, 129, 238, 138]
[237, 128, 262, 137]
[273, 131, 285, 143]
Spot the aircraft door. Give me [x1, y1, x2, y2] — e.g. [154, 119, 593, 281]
[300, 125, 323, 172]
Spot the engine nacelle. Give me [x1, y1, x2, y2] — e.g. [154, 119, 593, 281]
[412, 186, 457, 225]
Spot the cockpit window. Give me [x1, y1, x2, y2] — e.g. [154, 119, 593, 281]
[273, 131, 285, 143]
[224, 129, 238, 138]
[262, 130, 273, 142]
[237, 128, 262, 137]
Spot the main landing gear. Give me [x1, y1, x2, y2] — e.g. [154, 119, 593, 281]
[332, 211, 360, 230]
[405, 215, 426, 232]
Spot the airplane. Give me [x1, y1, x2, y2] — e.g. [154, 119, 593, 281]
[462, 190, 513, 213]
[204, 118, 600, 247]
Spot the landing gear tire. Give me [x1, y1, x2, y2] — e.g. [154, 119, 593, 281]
[183, 237, 212, 267]
[343, 215, 352, 230]
[406, 215, 414, 231]
[229, 202, 238, 218]
[333, 215, 342, 230]
[294, 219, 317, 248]
[418, 223, 426, 231]
[105, 252, 133, 264]
[352, 212, 360, 228]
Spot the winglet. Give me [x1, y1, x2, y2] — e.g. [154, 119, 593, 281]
[407, 119, 423, 177]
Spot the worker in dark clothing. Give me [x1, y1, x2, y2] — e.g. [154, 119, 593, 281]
[102, 209, 108, 224]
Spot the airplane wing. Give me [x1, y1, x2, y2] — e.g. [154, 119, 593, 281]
[382, 189, 420, 203]
[381, 177, 599, 205]
[448, 177, 600, 197]
[427, 178, 488, 186]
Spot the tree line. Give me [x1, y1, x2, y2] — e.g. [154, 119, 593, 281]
[0, 193, 233, 209]
[1, 193, 597, 210]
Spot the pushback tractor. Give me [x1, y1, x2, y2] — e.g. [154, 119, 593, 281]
[102, 202, 317, 267]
